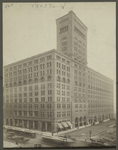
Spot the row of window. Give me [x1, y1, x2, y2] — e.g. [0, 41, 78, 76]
[57, 111, 71, 117]
[75, 104, 86, 108]
[14, 111, 52, 118]
[60, 25, 69, 34]
[56, 83, 70, 90]
[56, 69, 70, 77]
[5, 97, 52, 103]
[5, 84, 52, 93]
[56, 55, 70, 65]
[6, 90, 52, 97]
[57, 103, 71, 109]
[6, 103, 52, 109]
[56, 62, 70, 71]
[5, 55, 52, 72]
[6, 69, 53, 79]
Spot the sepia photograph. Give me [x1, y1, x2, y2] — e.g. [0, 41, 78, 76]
[3, 2, 116, 148]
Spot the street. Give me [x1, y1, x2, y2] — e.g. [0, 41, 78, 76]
[59, 120, 116, 141]
[3, 141, 17, 148]
[3, 119, 116, 148]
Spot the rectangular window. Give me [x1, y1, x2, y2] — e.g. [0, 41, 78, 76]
[35, 92, 38, 96]
[35, 98, 38, 102]
[57, 97, 60, 102]
[24, 93, 27, 97]
[34, 59, 38, 64]
[62, 111, 66, 117]
[48, 83, 52, 88]
[41, 97, 45, 102]
[24, 98, 27, 102]
[24, 111, 27, 116]
[67, 111, 70, 116]
[29, 93, 32, 97]
[34, 111, 38, 117]
[24, 87, 27, 91]
[62, 104, 66, 109]
[29, 86, 32, 91]
[41, 84, 45, 89]
[67, 104, 70, 109]
[29, 98, 32, 102]
[35, 85, 38, 90]
[62, 97, 65, 102]
[57, 103, 61, 109]
[40, 57, 45, 62]
[29, 111, 33, 116]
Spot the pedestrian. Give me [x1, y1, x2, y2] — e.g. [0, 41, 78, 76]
[57, 129, 58, 134]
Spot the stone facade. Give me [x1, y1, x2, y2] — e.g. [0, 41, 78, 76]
[3, 11, 114, 132]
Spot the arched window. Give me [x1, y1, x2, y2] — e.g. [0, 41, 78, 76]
[57, 76, 61, 82]
[34, 78, 38, 83]
[6, 118, 9, 125]
[47, 76, 52, 81]
[10, 119, 13, 126]
[29, 79, 32, 84]
[84, 116, 86, 121]
[62, 77, 66, 83]
[94, 116, 97, 122]
[67, 79, 70, 84]
[80, 117, 82, 122]
[75, 117, 78, 123]
[41, 77, 45, 82]
[10, 83, 12, 87]
[23, 80, 27, 85]
[18, 81, 22, 86]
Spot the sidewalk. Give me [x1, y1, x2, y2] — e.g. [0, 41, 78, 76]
[3, 140, 17, 148]
[4, 120, 113, 138]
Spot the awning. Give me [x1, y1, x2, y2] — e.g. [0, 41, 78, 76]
[62, 122, 68, 128]
[66, 121, 72, 127]
[57, 123, 63, 129]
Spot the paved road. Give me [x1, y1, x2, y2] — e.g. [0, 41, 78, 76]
[3, 140, 17, 148]
[3, 120, 115, 148]
[60, 120, 116, 141]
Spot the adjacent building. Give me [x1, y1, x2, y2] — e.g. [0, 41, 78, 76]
[3, 11, 114, 132]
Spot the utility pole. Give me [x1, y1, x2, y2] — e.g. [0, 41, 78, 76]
[89, 130, 92, 140]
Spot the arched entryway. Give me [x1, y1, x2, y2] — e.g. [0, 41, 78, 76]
[10, 119, 13, 126]
[29, 121, 33, 129]
[6, 119, 9, 125]
[79, 117, 82, 126]
[24, 120, 28, 128]
[34, 121, 38, 130]
[94, 116, 97, 123]
[19, 120, 22, 127]
[89, 119, 91, 124]
[83, 116, 86, 125]
[75, 117, 79, 127]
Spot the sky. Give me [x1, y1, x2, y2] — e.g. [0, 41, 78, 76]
[3, 2, 116, 111]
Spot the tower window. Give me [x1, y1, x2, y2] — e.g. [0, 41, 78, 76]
[60, 25, 69, 34]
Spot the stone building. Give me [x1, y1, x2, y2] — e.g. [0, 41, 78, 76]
[3, 11, 114, 132]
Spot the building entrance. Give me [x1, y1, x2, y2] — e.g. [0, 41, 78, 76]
[42, 122, 45, 131]
[47, 122, 51, 131]
[34, 121, 38, 130]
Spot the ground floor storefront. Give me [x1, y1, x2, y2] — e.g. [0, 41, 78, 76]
[4, 113, 113, 133]
[4, 118, 52, 132]
[73, 113, 113, 129]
